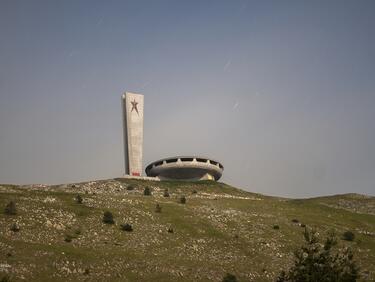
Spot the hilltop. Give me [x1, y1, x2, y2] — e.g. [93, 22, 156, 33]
[0, 179, 374, 281]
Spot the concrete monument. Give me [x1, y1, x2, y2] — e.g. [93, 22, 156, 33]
[145, 156, 224, 181]
[122, 92, 144, 176]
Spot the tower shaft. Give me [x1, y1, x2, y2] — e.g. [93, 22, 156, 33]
[122, 92, 144, 176]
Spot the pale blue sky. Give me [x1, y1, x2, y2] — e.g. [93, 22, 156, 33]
[0, 0, 374, 197]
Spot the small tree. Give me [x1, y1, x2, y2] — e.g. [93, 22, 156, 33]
[179, 195, 186, 204]
[163, 188, 170, 197]
[277, 228, 359, 282]
[143, 187, 152, 196]
[126, 184, 135, 191]
[273, 225, 280, 230]
[4, 201, 16, 215]
[343, 230, 355, 241]
[120, 223, 133, 232]
[102, 211, 115, 224]
[75, 194, 83, 204]
[155, 203, 162, 213]
[222, 273, 238, 282]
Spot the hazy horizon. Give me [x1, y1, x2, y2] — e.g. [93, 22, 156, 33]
[1, 1, 374, 198]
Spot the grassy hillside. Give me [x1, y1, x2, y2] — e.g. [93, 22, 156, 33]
[0, 179, 374, 281]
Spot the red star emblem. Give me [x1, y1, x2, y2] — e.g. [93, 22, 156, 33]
[130, 99, 139, 115]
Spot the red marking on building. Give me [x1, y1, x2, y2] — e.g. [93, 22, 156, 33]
[132, 172, 140, 176]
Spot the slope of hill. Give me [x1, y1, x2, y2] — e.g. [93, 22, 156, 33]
[0, 179, 374, 281]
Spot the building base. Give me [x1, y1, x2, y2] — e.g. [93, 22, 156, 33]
[120, 175, 160, 181]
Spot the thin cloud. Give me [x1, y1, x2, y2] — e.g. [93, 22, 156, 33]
[223, 59, 232, 71]
[140, 81, 151, 90]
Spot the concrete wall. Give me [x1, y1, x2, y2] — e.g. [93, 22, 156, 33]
[122, 92, 144, 176]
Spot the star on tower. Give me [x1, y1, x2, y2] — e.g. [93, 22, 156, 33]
[131, 99, 139, 115]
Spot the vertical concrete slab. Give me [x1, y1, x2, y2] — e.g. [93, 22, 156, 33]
[122, 92, 144, 176]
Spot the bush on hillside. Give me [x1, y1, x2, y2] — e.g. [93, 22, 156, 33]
[4, 201, 16, 215]
[222, 273, 238, 282]
[163, 188, 170, 197]
[192, 190, 197, 194]
[143, 187, 152, 196]
[120, 223, 133, 232]
[64, 234, 74, 243]
[0, 274, 11, 282]
[126, 184, 135, 191]
[277, 228, 359, 282]
[291, 219, 299, 223]
[102, 211, 115, 224]
[10, 223, 20, 232]
[343, 230, 355, 241]
[155, 203, 162, 213]
[179, 195, 186, 204]
[75, 194, 83, 204]
[273, 225, 280, 230]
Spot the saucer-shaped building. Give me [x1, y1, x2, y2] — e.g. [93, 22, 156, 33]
[145, 156, 224, 181]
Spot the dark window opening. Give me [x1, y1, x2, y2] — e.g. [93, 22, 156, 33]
[166, 158, 178, 163]
[154, 161, 163, 167]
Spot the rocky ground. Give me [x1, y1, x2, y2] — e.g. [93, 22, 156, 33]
[0, 179, 374, 281]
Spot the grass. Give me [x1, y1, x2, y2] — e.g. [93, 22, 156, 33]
[0, 179, 374, 281]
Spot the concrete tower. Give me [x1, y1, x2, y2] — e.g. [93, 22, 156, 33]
[122, 92, 144, 176]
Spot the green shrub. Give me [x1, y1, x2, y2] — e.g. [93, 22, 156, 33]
[102, 211, 115, 224]
[277, 228, 359, 282]
[343, 231, 355, 241]
[120, 223, 133, 232]
[126, 184, 135, 191]
[273, 225, 280, 230]
[4, 201, 16, 215]
[192, 190, 197, 194]
[75, 194, 83, 204]
[143, 187, 152, 196]
[10, 223, 20, 232]
[167, 227, 174, 233]
[0, 274, 11, 282]
[222, 273, 238, 282]
[64, 234, 74, 242]
[291, 219, 299, 223]
[179, 195, 186, 204]
[155, 203, 162, 213]
[163, 189, 170, 197]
